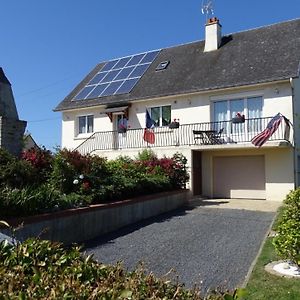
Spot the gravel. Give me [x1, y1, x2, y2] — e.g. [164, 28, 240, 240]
[85, 204, 275, 292]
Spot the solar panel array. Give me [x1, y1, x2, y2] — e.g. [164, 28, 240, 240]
[73, 50, 160, 101]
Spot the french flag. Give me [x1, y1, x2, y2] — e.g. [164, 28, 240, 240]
[143, 110, 155, 144]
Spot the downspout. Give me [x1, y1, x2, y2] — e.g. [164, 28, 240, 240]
[290, 77, 297, 189]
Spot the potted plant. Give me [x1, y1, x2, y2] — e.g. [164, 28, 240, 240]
[169, 118, 180, 129]
[232, 113, 245, 124]
[117, 125, 127, 133]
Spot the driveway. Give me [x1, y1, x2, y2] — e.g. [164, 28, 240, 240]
[85, 199, 278, 292]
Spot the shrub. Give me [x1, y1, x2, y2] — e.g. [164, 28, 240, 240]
[136, 148, 157, 161]
[0, 185, 61, 217]
[0, 148, 14, 165]
[0, 238, 241, 299]
[0, 158, 37, 189]
[50, 149, 93, 194]
[21, 147, 53, 182]
[273, 188, 300, 266]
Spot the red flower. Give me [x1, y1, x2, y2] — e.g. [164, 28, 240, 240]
[82, 181, 90, 190]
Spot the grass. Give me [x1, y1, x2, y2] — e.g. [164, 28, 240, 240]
[245, 237, 300, 299]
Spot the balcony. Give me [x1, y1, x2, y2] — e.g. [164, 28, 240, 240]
[75, 117, 292, 155]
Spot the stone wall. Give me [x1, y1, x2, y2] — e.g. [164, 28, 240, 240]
[0, 117, 27, 156]
[0, 68, 27, 156]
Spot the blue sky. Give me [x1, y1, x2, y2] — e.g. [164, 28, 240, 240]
[1, 0, 299, 150]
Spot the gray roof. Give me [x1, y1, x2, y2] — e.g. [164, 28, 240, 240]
[55, 18, 300, 112]
[0, 68, 11, 85]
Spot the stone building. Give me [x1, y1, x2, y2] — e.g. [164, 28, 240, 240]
[0, 68, 27, 156]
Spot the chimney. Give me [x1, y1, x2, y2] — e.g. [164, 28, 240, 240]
[204, 17, 222, 52]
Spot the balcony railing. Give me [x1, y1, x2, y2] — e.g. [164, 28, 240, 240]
[75, 117, 292, 154]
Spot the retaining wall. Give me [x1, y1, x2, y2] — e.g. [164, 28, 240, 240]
[1, 190, 190, 245]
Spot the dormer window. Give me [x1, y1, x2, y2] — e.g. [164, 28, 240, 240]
[156, 61, 170, 71]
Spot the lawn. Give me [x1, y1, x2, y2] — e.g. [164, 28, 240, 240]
[245, 237, 300, 299]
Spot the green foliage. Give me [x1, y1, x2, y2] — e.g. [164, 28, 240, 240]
[246, 237, 300, 299]
[0, 185, 60, 217]
[273, 188, 300, 265]
[0, 238, 239, 299]
[1, 148, 189, 217]
[136, 148, 157, 161]
[0, 158, 37, 189]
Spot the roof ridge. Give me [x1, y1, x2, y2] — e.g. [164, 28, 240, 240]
[225, 17, 300, 37]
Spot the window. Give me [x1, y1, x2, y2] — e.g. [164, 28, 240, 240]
[150, 105, 171, 127]
[78, 115, 94, 134]
[213, 96, 263, 134]
[156, 61, 170, 71]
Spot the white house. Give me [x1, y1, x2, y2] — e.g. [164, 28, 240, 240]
[54, 18, 300, 201]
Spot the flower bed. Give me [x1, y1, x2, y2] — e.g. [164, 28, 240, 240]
[0, 148, 189, 218]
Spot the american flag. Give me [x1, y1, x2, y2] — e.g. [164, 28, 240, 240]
[251, 113, 287, 147]
[143, 110, 155, 144]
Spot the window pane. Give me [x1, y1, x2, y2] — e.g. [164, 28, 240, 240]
[150, 107, 160, 127]
[87, 115, 94, 133]
[214, 101, 227, 132]
[79, 116, 86, 134]
[230, 99, 244, 118]
[214, 101, 227, 122]
[230, 99, 244, 134]
[248, 96, 263, 132]
[162, 106, 171, 126]
[248, 97, 262, 118]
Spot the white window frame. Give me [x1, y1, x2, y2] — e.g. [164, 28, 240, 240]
[211, 94, 264, 140]
[148, 105, 171, 127]
[77, 114, 94, 136]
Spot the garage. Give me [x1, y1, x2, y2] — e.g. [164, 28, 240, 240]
[213, 155, 266, 199]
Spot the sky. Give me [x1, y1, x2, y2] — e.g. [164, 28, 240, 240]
[0, 0, 299, 151]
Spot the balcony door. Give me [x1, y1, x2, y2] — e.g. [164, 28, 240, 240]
[213, 96, 263, 142]
[113, 114, 127, 149]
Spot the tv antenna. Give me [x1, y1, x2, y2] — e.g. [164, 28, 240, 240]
[201, 0, 214, 21]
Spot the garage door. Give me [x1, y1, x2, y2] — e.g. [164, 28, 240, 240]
[213, 155, 266, 199]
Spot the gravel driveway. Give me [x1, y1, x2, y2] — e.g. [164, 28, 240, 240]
[85, 200, 275, 292]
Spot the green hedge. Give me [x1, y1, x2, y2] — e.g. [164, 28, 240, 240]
[273, 188, 300, 266]
[0, 238, 244, 299]
[0, 149, 189, 218]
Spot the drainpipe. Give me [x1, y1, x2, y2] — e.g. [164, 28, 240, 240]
[290, 77, 297, 189]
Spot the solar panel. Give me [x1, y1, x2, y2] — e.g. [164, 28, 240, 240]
[73, 49, 160, 101]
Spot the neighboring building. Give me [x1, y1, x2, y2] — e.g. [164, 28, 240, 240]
[54, 18, 300, 201]
[0, 68, 27, 156]
[23, 133, 40, 151]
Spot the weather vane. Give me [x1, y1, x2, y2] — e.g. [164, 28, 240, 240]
[201, 0, 214, 21]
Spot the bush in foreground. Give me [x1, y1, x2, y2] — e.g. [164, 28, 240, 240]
[273, 188, 300, 266]
[0, 238, 244, 300]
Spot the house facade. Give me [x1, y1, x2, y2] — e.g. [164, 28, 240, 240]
[55, 18, 300, 201]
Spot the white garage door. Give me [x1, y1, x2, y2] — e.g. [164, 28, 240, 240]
[213, 155, 266, 199]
